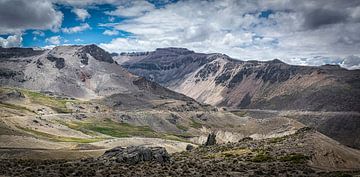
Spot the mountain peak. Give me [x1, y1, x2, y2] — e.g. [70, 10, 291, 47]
[320, 64, 344, 70]
[0, 46, 44, 58]
[80, 44, 114, 64]
[267, 59, 285, 64]
[154, 47, 195, 55]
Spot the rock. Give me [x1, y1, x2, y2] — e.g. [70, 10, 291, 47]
[0, 90, 25, 101]
[100, 146, 170, 164]
[204, 133, 216, 146]
[32, 120, 39, 124]
[74, 114, 87, 120]
[240, 137, 253, 142]
[186, 144, 194, 151]
[46, 55, 65, 69]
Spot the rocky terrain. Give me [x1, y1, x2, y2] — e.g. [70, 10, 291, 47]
[1, 45, 359, 176]
[0, 45, 307, 159]
[119, 47, 360, 112]
[1, 128, 359, 177]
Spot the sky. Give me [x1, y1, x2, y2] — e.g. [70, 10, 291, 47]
[0, 0, 359, 69]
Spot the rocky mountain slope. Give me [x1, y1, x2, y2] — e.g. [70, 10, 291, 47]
[1, 45, 360, 176]
[0, 45, 310, 159]
[119, 48, 360, 112]
[0, 45, 194, 101]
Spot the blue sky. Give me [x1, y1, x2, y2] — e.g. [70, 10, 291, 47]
[22, 4, 124, 47]
[14, 1, 179, 48]
[0, 0, 359, 69]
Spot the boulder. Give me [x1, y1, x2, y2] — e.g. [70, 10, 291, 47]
[204, 132, 217, 146]
[100, 146, 170, 164]
[186, 144, 194, 151]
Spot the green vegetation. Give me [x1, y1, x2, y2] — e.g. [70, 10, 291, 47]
[190, 119, 203, 128]
[61, 118, 192, 143]
[206, 148, 251, 159]
[0, 87, 76, 113]
[21, 89, 74, 113]
[269, 136, 286, 144]
[65, 118, 159, 138]
[251, 150, 273, 162]
[161, 133, 192, 143]
[279, 153, 309, 163]
[17, 126, 102, 143]
[176, 124, 189, 131]
[0, 102, 35, 113]
[231, 111, 247, 117]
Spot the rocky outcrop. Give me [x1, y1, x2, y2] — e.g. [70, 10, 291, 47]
[0, 90, 25, 101]
[204, 133, 217, 146]
[100, 146, 170, 164]
[46, 55, 65, 69]
[80, 44, 114, 63]
[0, 47, 44, 58]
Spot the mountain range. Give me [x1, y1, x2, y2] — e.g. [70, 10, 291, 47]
[118, 47, 360, 112]
[0, 45, 360, 176]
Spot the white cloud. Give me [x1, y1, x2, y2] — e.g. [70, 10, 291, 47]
[53, 0, 120, 7]
[72, 8, 91, 21]
[74, 38, 83, 42]
[61, 23, 91, 34]
[108, 16, 115, 22]
[341, 55, 360, 70]
[0, 34, 23, 48]
[42, 45, 56, 50]
[106, 1, 155, 17]
[45, 36, 61, 45]
[32, 31, 45, 37]
[99, 0, 360, 68]
[103, 29, 119, 36]
[0, 0, 63, 34]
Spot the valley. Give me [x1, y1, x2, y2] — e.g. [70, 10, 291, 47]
[0, 45, 359, 176]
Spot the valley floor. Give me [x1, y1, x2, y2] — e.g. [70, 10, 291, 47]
[1, 128, 359, 177]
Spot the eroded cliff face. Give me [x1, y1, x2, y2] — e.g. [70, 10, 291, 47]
[120, 48, 360, 111]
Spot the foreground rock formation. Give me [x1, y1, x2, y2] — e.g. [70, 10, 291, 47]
[99, 146, 170, 164]
[1, 128, 359, 177]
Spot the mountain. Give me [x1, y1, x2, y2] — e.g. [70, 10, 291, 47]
[1, 45, 360, 176]
[0, 45, 179, 100]
[0, 45, 304, 152]
[119, 47, 360, 112]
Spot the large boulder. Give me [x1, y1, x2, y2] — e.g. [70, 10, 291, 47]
[100, 146, 170, 164]
[204, 132, 217, 146]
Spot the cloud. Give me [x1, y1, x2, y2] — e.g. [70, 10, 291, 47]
[53, 0, 120, 7]
[32, 30, 45, 37]
[72, 8, 90, 21]
[99, 0, 360, 66]
[0, 34, 23, 48]
[106, 1, 155, 17]
[108, 16, 115, 22]
[103, 29, 119, 36]
[341, 55, 360, 70]
[61, 23, 91, 34]
[45, 36, 61, 45]
[42, 45, 56, 50]
[74, 38, 83, 42]
[0, 0, 63, 34]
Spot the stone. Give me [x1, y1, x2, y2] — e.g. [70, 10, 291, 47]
[100, 146, 170, 164]
[186, 144, 194, 151]
[204, 133, 216, 146]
